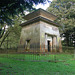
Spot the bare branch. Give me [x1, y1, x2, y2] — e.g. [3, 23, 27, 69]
[0, 29, 10, 47]
[0, 25, 6, 39]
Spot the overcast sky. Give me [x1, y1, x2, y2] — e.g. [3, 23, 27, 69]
[34, 0, 53, 10]
[25, 0, 53, 15]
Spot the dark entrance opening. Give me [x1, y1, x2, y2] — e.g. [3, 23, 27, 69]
[48, 41, 50, 52]
[26, 39, 30, 51]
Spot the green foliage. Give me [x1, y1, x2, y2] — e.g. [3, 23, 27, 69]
[47, 0, 75, 46]
[0, 0, 49, 25]
[0, 16, 23, 48]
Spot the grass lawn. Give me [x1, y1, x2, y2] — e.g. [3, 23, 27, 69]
[0, 53, 75, 75]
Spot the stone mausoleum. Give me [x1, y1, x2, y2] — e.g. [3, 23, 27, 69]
[18, 8, 62, 53]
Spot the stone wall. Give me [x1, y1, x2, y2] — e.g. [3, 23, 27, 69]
[40, 21, 61, 52]
[19, 22, 40, 52]
[19, 21, 62, 53]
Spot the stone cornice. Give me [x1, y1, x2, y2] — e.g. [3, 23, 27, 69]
[23, 8, 57, 21]
[20, 16, 61, 27]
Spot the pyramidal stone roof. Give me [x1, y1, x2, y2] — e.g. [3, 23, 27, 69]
[23, 8, 57, 21]
[20, 8, 60, 27]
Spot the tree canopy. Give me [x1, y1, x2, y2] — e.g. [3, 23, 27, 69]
[47, 0, 75, 46]
[0, 15, 23, 48]
[0, 0, 49, 25]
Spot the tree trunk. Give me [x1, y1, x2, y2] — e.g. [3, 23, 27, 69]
[0, 30, 9, 48]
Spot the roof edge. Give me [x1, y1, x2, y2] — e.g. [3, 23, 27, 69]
[23, 8, 58, 19]
[20, 16, 60, 27]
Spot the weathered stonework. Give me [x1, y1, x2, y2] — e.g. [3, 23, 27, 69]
[18, 8, 62, 53]
[23, 8, 57, 21]
[39, 21, 61, 52]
